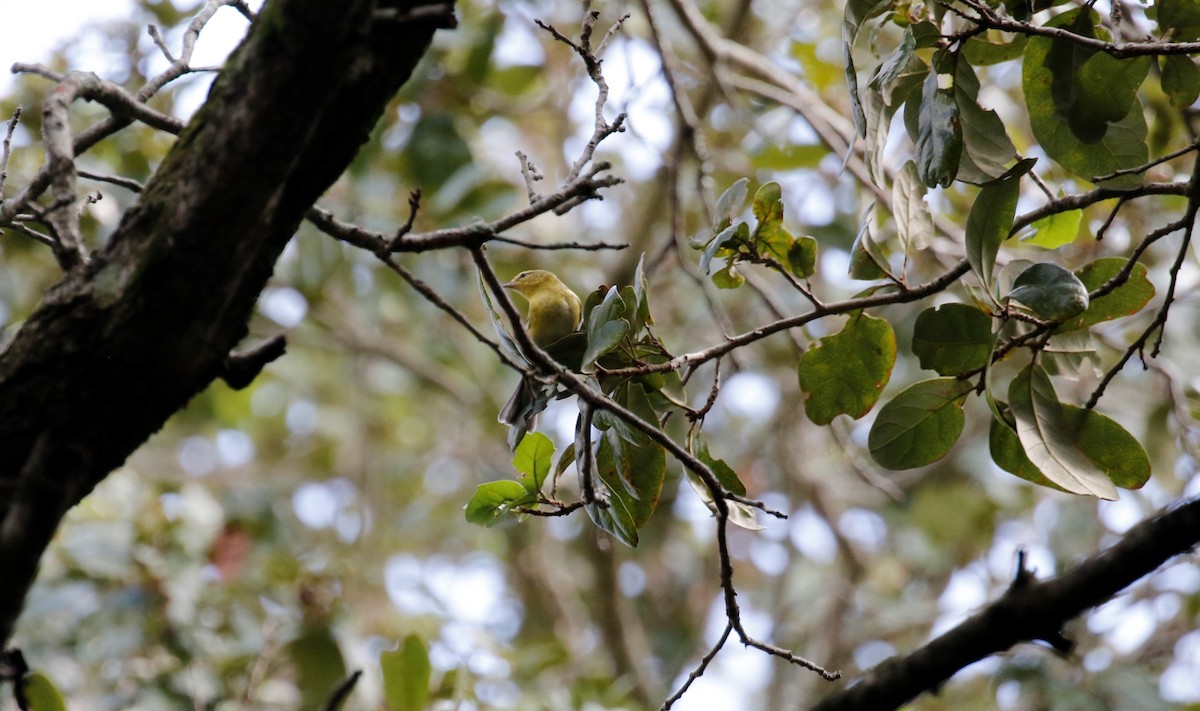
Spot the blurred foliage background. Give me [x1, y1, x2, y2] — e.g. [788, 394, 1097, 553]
[2, 0, 1200, 709]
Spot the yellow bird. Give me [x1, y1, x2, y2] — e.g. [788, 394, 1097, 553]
[498, 269, 582, 427]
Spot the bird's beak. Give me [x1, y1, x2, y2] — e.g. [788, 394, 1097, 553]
[501, 280, 515, 289]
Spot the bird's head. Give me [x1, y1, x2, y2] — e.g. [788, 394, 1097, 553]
[502, 269, 562, 297]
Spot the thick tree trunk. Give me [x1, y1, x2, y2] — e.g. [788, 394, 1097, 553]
[0, 0, 445, 646]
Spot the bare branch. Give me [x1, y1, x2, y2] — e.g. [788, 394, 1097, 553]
[221, 335, 288, 390]
[954, 0, 1200, 58]
[808, 496, 1200, 710]
[309, 165, 622, 253]
[0, 106, 20, 199]
[0, 0, 243, 225]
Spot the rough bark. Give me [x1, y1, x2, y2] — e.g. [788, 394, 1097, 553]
[0, 0, 445, 646]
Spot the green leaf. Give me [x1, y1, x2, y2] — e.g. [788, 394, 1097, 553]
[912, 303, 993, 375]
[22, 673, 67, 711]
[513, 431, 554, 495]
[990, 414, 1066, 491]
[595, 381, 656, 446]
[914, 62, 962, 187]
[381, 635, 432, 711]
[555, 441, 576, 482]
[286, 624, 349, 711]
[633, 254, 653, 327]
[962, 34, 1028, 65]
[1007, 363, 1117, 499]
[843, 0, 891, 136]
[684, 472, 764, 531]
[965, 169, 1022, 293]
[465, 480, 532, 526]
[687, 439, 760, 530]
[478, 274, 526, 366]
[750, 181, 809, 276]
[1023, 9, 1149, 187]
[596, 427, 665, 525]
[1023, 208, 1082, 248]
[866, 57, 928, 184]
[715, 178, 749, 230]
[582, 287, 629, 372]
[1040, 10, 1149, 143]
[1158, 0, 1200, 40]
[752, 181, 785, 232]
[1042, 329, 1099, 376]
[1060, 405, 1150, 489]
[868, 377, 974, 469]
[991, 400, 1149, 492]
[712, 262, 746, 289]
[585, 495, 639, 548]
[870, 27, 917, 91]
[1007, 262, 1090, 321]
[849, 205, 891, 280]
[955, 60, 1020, 184]
[620, 284, 643, 336]
[1161, 54, 1200, 108]
[1060, 257, 1155, 331]
[797, 312, 897, 424]
[892, 160, 934, 253]
[693, 438, 747, 496]
[701, 221, 748, 275]
[788, 236, 818, 278]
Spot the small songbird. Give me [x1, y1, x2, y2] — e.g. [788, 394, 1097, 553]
[498, 269, 582, 429]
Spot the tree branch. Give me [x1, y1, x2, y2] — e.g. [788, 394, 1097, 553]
[0, 0, 445, 647]
[808, 496, 1200, 711]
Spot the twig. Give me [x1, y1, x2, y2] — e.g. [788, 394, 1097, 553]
[576, 401, 600, 505]
[147, 24, 178, 63]
[308, 164, 622, 254]
[12, 65, 186, 135]
[0, 0, 240, 225]
[954, 0, 1200, 58]
[387, 188, 422, 249]
[1086, 128, 1200, 406]
[39, 71, 91, 268]
[490, 234, 628, 251]
[516, 150, 543, 203]
[661, 624, 733, 711]
[322, 670, 362, 711]
[78, 170, 145, 193]
[603, 260, 972, 378]
[221, 335, 287, 390]
[1093, 141, 1200, 182]
[534, 8, 629, 183]
[0, 107, 20, 199]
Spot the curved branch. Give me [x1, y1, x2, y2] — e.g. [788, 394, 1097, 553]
[808, 496, 1200, 711]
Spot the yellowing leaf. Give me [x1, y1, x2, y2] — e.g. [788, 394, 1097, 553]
[382, 635, 432, 711]
[797, 312, 896, 424]
[1024, 209, 1082, 249]
[23, 673, 67, 711]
